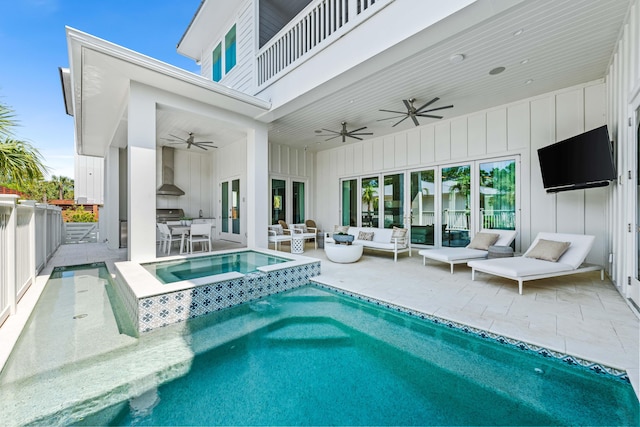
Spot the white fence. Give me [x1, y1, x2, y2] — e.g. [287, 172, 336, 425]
[257, 0, 390, 86]
[64, 222, 98, 244]
[0, 195, 62, 326]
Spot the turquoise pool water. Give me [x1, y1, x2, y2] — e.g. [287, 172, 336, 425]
[74, 287, 638, 426]
[142, 250, 291, 284]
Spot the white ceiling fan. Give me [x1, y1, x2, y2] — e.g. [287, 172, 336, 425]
[162, 132, 218, 150]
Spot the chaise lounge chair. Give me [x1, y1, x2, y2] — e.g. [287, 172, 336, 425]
[467, 232, 604, 295]
[418, 229, 517, 274]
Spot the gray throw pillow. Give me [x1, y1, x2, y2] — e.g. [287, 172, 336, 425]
[391, 227, 407, 241]
[525, 239, 571, 262]
[467, 232, 500, 250]
[358, 231, 374, 241]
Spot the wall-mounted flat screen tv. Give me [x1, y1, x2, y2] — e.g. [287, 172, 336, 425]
[537, 125, 616, 193]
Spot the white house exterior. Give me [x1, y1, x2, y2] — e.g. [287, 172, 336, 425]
[65, 0, 640, 311]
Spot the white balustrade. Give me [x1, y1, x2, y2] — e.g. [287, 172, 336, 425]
[257, 0, 391, 86]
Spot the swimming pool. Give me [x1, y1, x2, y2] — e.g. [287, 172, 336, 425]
[3, 267, 635, 426]
[142, 250, 291, 284]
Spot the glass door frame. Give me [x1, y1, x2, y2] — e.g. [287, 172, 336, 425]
[269, 175, 309, 226]
[219, 176, 243, 243]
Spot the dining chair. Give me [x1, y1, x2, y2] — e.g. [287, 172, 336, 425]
[157, 223, 176, 254]
[187, 223, 211, 253]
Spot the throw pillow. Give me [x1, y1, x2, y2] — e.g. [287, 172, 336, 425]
[358, 231, 374, 241]
[334, 225, 349, 234]
[391, 226, 407, 242]
[525, 239, 571, 262]
[467, 232, 500, 250]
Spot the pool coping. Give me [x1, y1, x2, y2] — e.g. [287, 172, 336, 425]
[311, 279, 631, 383]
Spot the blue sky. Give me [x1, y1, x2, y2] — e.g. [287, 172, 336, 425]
[0, 0, 202, 179]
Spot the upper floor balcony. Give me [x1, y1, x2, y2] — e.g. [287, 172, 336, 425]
[256, 0, 390, 88]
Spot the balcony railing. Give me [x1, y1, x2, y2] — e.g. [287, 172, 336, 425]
[257, 0, 391, 87]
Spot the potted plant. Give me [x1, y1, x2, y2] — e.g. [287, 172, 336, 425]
[180, 217, 193, 226]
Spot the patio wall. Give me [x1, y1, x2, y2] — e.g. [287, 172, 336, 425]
[605, 0, 640, 303]
[315, 80, 610, 268]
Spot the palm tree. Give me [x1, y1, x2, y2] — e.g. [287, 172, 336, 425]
[51, 175, 73, 200]
[0, 101, 48, 186]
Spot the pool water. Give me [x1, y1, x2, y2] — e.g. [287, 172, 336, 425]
[77, 287, 638, 426]
[142, 250, 291, 284]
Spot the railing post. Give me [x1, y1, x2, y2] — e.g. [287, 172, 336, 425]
[20, 200, 37, 282]
[1, 195, 19, 315]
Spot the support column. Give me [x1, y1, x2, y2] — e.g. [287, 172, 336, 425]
[104, 146, 120, 250]
[128, 82, 157, 262]
[246, 124, 269, 249]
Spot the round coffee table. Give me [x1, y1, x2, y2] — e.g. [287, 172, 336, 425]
[324, 243, 363, 263]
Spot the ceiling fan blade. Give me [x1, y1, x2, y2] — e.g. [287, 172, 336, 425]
[347, 135, 364, 140]
[392, 116, 409, 127]
[325, 135, 342, 141]
[402, 99, 412, 111]
[379, 109, 406, 114]
[348, 126, 368, 133]
[416, 97, 439, 113]
[350, 132, 373, 136]
[166, 141, 184, 144]
[416, 114, 444, 119]
[168, 134, 186, 141]
[377, 115, 406, 122]
[321, 128, 340, 134]
[192, 144, 208, 150]
[422, 104, 453, 113]
[196, 142, 218, 149]
[411, 115, 420, 126]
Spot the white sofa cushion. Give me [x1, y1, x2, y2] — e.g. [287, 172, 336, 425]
[421, 247, 488, 262]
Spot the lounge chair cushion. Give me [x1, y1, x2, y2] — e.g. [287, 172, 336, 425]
[523, 232, 595, 269]
[468, 257, 574, 277]
[422, 247, 489, 262]
[524, 239, 570, 262]
[467, 232, 500, 250]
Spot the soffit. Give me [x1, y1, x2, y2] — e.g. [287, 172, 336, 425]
[265, 0, 630, 151]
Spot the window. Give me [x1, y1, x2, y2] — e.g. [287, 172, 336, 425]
[341, 179, 358, 226]
[292, 181, 305, 224]
[225, 25, 236, 73]
[410, 170, 435, 245]
[212, 24, 236, 82]
[479, 159, 516, 230]
[441, 165, 471, 247]
[212, 43, 222, 82]
[361, 176, 379, 227]
[383, 173, 404, 228]
[272, 179, 286, 224]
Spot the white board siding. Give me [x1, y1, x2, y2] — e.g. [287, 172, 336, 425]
[312, 80, 610, 266]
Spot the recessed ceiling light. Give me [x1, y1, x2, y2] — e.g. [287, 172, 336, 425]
[449, 53, 465, 64]
[525, 79, 533, 85]
[489, 66, 506, 75]
[520, 58, 529, 65]
[513, 29, 524, 36]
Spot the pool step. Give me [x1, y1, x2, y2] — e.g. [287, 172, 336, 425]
[264, 321, 352, 346]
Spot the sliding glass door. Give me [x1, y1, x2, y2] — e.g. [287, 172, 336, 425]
[383, 173, 404, 228]
[410, 170, 435, 245]
[361, 176, 379, 227]
[220, 178, 241, 242]
[271, 179, 286, 224]
[479, 159, 516, 231]
[441, 165, 471, 247]
[342, 179, 358, 226]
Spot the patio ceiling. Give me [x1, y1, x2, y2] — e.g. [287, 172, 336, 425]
[265, 0, 631, 151]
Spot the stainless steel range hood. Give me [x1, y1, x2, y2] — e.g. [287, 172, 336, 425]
[157, 146, 185, 196]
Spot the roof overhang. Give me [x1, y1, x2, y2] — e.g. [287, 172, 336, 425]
[177, 0, 237, 61]
[64, 26, 271, 157]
